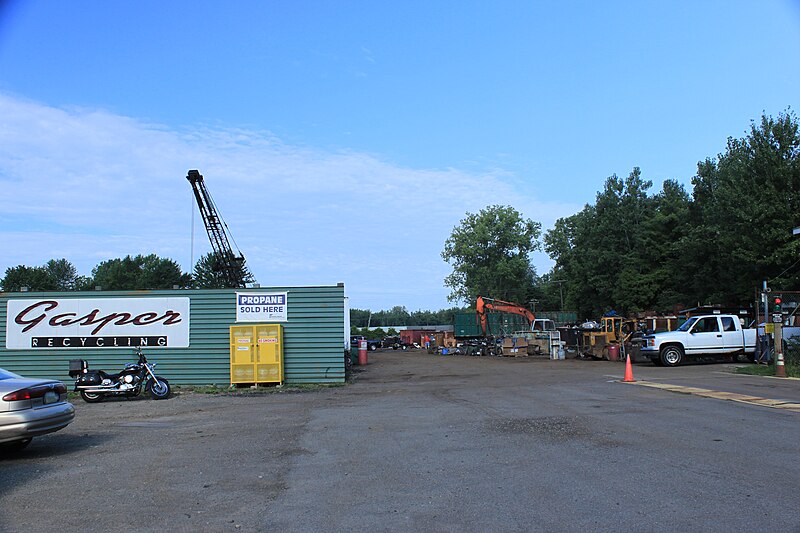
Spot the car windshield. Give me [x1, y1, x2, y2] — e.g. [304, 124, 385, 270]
[0, 368, 22, 380]
[676, 317, 698, 332]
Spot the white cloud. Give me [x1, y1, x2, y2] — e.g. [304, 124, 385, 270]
[0, 93, 578, 310]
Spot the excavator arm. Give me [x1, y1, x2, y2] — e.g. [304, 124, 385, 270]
[476, 296, 535, 336]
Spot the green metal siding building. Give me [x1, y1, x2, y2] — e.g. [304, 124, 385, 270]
[0, 285, 346, 385]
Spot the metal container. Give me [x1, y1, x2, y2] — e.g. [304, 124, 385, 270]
[454, 312, 530, 338]
[536, 311, 579, 327]
[607, 343, 620, 361]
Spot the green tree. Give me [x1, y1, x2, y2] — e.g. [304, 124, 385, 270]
[44, 258, 79, 290]
[366, 306, 410, 327]
[92, 256, 137, 289]
[384, 306, 412, 326]
[544, 205, 607, 317]
[192, 252, 255, 288]
[350, 308, 372, 328]
[193, 252, 227, 289]
[642, 179, 693, 309]
[410, 309, 438, 325]
[92, 254, 191, 290]
[545, 168, 669, 317]
[430, 307, 468, 325]
[442, 205, 542, 305]
[600, 168, 656, 314]
[688, 110, 800, 303]
[530, 272, 567, 312]
[0, 258, 84, 292]
[1, 265, 55, 292]
[350, 306, 468, 328]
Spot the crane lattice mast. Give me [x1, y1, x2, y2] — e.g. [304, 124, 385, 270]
[186, 169, 249, 288]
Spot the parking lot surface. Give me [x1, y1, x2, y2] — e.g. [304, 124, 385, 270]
[1, 352, 799, 532]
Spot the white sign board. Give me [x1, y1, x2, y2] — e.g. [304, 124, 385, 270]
[236, 292, 288, 322]
[6, 297, 190, 349]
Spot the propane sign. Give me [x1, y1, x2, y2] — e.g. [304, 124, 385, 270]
[236, 292, 288, 322]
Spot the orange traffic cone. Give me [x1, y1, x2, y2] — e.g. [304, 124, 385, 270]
[623, 353, 636, 382]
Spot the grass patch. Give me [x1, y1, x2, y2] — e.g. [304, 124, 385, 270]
[65, 383, 345, 399]
[173, 385, 229, 394]
[734, 364, 800, 378]
[173, 382, 345, 395]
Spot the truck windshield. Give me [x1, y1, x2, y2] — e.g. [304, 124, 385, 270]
[532, 320, 556, 331]
[676, 317, 698, 332]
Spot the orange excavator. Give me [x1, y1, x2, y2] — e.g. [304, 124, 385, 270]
[476, 296, 535, 336]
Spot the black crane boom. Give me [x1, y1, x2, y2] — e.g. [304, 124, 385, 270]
[187, 169, 250, 288]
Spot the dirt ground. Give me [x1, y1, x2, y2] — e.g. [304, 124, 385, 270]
[1, 350, 799, 532]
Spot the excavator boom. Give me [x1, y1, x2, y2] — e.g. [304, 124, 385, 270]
[476, 296, 535, 336]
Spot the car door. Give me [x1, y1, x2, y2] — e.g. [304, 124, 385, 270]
[686, 317, 725, 355]
[720, 316, 742, 353]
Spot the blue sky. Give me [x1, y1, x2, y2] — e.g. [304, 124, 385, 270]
[0, 1, 798, 311]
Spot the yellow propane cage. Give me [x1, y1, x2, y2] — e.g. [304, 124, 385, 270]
[229, 324, 284, 385]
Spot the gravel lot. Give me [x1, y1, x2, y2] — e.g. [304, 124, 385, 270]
[2, 352, 799, 532]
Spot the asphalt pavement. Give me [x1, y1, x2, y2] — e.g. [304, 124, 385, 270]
[1, 351, 798, 533]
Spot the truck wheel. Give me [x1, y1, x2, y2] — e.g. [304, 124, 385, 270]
[660, 345, 684, 367]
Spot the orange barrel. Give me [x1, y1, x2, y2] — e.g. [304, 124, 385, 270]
[358, 340, 368, 365]
[607, 343, 620, 361]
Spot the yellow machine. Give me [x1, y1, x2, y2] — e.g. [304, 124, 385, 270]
[581, 316, 640, 360]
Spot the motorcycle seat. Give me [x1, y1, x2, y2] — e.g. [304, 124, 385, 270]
[98, 370, 120, 381]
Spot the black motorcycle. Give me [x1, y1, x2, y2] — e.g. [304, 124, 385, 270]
[69, 347, 171, 403]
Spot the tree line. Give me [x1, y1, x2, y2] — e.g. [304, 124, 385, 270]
[349, 306, 468, 328]
[0, 252, 247, 291]
[4, 110, 798, 325]
[444, 110, 800, 319]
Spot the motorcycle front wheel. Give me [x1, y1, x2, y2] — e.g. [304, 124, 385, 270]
[80, 390, 103, 403]
[148, 378, 171, 400]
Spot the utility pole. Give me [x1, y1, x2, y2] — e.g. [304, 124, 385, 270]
[772, 296, 786, 378]
[543, 279, 566, 311]
[553, 280, 566, 311]
[775, 320, 786, 378]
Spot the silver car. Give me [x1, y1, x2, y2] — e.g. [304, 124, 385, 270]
[0, 367, 75, 452]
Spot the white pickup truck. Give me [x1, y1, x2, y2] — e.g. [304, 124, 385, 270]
[640, 314, 757, 367]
